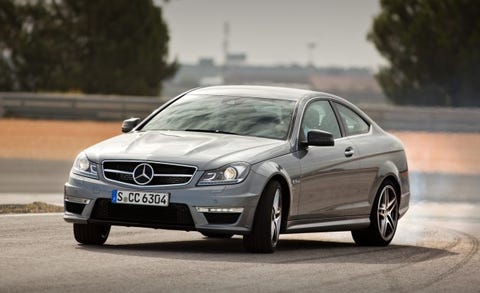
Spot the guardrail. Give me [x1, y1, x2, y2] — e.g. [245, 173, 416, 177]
[1, 92, 479, 132]
[358, 104, 480, 132]
[0, 92, 168, 120]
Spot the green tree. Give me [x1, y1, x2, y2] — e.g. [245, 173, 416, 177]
[0, 0, 177, 96]
[369, 0, 480, 106]
[0, 0, 21, 91]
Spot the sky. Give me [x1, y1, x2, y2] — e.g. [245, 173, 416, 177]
[161, 0, 385, 69]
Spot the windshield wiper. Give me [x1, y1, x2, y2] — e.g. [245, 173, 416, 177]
[184, 129, 239, 135]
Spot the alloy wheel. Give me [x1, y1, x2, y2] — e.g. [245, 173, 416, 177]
[377, 185, 398, 240]
[271, 188, 282, 247]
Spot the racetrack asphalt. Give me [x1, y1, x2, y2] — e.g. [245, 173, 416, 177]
[0, 158, 70, 205]
[0, 201, 479, 292]
[1, 158, 479, 292]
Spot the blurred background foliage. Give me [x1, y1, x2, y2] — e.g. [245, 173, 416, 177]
[369, 0, 480, 106]
[0, 0, 479, 106]
[0, 0, 177, 96]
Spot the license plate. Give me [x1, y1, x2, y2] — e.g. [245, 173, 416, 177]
[111, 190, 169, 207]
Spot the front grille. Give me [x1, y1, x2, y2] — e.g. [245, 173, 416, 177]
[90, 198, 194, 228]
[65, 201, 86, 214]
[203, 213, 241, 224]
[102, 161, 196, 187]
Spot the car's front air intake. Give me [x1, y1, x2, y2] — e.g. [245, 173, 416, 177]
[102, 160, 196, 187]
[90, 198, 195, 229]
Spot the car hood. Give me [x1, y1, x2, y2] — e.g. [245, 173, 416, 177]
[84, 131, 291, 170]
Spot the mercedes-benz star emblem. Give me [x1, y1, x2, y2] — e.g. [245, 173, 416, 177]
[132, 163, 154, 185]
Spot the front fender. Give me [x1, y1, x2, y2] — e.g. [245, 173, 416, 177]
[251, 160, 296, 217]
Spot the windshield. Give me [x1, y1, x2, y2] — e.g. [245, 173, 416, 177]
[141, 94, 296, 140]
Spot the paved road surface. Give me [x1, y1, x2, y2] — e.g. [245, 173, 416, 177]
[1, 202, 479, 292]
[0, 158, 70, 205]
[0, 158, 71, 194]
[1, 158, 479, 292]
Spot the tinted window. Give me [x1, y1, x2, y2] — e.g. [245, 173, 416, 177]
[141, 94, 296, 140]
[301, 100, 341, 139]
[335, 103, 370, 136]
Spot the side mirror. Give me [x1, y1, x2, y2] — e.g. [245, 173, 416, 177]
[122, 117, 141, 133]
[305, 130, 334, 147]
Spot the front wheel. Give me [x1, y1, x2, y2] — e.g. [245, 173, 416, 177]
[352, 180, 399, 246]
[243, 180, 282, 253]
[73, 223, 110, 245]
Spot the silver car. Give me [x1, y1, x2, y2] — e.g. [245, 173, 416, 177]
[64, 85, 410, 253]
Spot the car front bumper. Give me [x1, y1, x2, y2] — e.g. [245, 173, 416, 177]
[63, 171, 265, 235]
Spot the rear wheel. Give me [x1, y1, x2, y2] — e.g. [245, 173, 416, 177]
[200, 232, 234, 239]
[352, 180, 399, 246]
[243, 180, 282, 253]
[73, 223, 110, 245]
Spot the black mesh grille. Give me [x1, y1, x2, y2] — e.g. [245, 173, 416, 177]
[104, 172, 135, 185]
[152, 176, 190, 185]
[103, 162, 138, 172]
[102, 161, 196, 186]
[65, 201, 86, 214]
[90, 198, 194, 228]
[203, 213, 241, 224]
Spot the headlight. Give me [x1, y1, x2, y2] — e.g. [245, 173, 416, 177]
[72, 152, 98, 179]
[197, 163, 250, 186]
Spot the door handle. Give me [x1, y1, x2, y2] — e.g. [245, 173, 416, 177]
[344, 147, 354, 157]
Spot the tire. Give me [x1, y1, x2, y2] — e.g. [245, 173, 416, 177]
[73, 223, 110, 245]
[351, 180, 399, 246]
[243, 180, 282, 253]
[200, 232, 234, 239]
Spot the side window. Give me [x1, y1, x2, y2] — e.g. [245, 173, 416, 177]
[335, 103, 370, 136]
[301, 100, 341, 139]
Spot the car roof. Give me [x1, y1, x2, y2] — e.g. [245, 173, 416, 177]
[189, 85, 327, 101]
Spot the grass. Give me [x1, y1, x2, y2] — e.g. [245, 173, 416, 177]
[0, 202, 63, 214]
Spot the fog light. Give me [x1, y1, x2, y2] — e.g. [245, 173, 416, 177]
[196, 207, 244, 213]
[64, 195, 91, 204]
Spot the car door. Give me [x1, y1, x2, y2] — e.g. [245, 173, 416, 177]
[332, 102, 377, 216]
[296, 99, 361, 220]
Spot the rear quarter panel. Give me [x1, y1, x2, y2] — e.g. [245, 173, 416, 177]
[350, 127, 410, 216]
